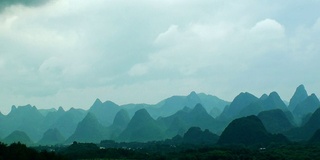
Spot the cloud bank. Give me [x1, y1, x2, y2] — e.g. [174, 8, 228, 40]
[0, 0, 51, 12]
[0, 0, 320, 113]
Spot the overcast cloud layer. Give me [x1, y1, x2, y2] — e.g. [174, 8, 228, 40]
[0, 0, 320, 114]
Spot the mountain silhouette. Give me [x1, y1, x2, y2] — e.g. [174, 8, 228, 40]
[112, 109, 130, 128]
[288, 84, 308, 111]
[285, 108, 320, 141]
[164, 116, 187, 137]
[0, 85, 318, 146]
[1, 105, 44, 142]
[158, 104, 221, 137]
[182, 127, 219, 145]
[258, 109, 294, 134]
[88, 99, 120, 126]
[293, 94, 320, 121]
[219, 92, 259, 121]
[3, 130, 33, 146]
[38, 128, 65, 146]
[263, 92, 287, 111]
[66, 113, 109, 143]
[50, 108, 87, 139]
[218, 115, 288, 145]
[118, 109, 165, 142]
[300, 108, 320, 139]
[309, 129, 320, 143]
[145, 92, 229, 119]
[107, 109, 131, 139]
[238, 92, 288, 118]
[40, 106, 65, 133]
[238, 101, 264, 117]
[197, 93, 229, 117]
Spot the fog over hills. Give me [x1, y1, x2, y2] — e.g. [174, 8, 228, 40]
[0, 85, 320, 146]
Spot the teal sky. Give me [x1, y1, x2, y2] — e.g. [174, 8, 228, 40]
[0, 0, 320, 114]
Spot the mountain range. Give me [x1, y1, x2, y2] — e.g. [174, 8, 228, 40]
[0, 85, 319, 146]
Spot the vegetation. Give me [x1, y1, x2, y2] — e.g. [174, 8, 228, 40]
[0, 142, 65, 160]
[59, 142, 320, 160]
[3, 134, 320, 160]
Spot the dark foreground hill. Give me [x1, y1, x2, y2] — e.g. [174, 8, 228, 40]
[309, 129, 320, 143]
[218, 115, 289, 146]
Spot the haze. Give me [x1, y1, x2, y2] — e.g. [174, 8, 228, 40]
[0, 0, 320, 113]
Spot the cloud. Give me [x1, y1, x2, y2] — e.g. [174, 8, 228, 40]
[251, 18, 285, 39]
[130, 18, 286, 78]
[128, 64, 149, 76]
[1, 0, 320, 113]
[0, 0, 51, 12]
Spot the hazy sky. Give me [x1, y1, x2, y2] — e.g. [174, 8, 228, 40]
[0, 0, 320, 114]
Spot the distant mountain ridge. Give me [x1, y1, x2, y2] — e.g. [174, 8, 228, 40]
[38, 128, 65, 145]
[1, 84, 320, 145]
[145, 91, 230, 119]
[158, 103, 223, 137]
[88, 99, 121, 126]
[3, 130, 33, 146]
[219, 90, 293, 125]
[118, 109, 165, 142]
[288, 84, 308, 111]
[293, 94, 320, 122]
[257, 109, 295, 134]
[66, 113, 109, 143]
[219, 92, 259, 121]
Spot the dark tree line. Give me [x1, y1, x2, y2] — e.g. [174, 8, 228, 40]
[0, 142, 65, 160]
[3, 141, 320, 160]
